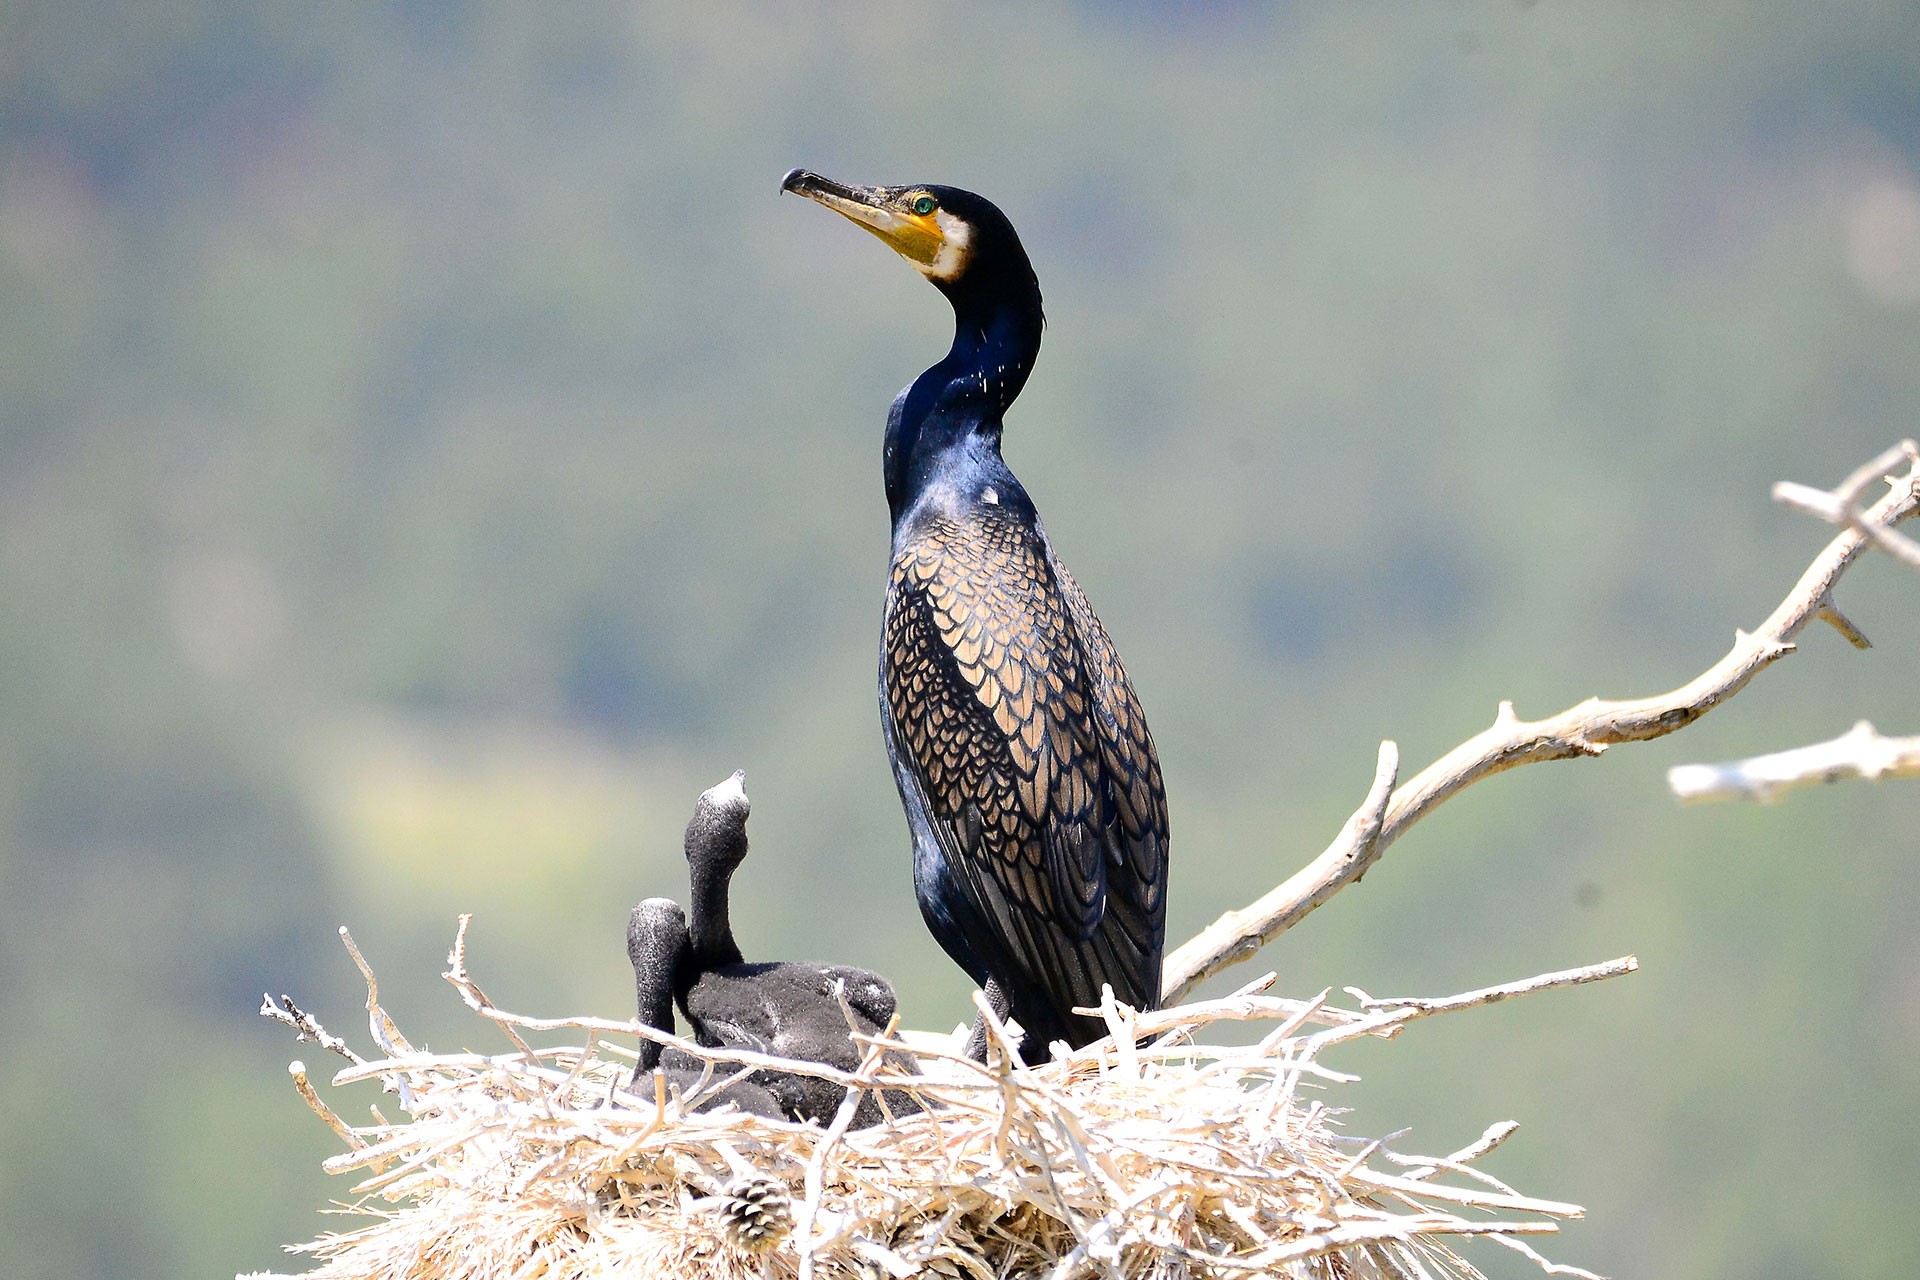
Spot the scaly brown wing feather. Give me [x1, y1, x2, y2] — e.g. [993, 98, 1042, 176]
[884, 511, 1168, 1037]
[1050, 554, 1169, 974]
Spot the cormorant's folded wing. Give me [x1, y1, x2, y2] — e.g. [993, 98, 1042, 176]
[883, 514, 1167, 1035]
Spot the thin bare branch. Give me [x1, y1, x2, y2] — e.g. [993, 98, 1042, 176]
[1485, 1231, 1609, 1280]
[1669, 719, 1920, 803]
[1164, 740, 1398, 1004]
[1351, 956, 1639, 1020]
[1393, 1121, 1521, 1182]
[260, 993, 364, 1066]
[287, 1060, 367, 1151]
[443, 913, 537, 1060]
[1165, 446, 1920, 998]
[1773, 439, 1920, 569]
[339, 925, 413, 1059]
[1815, 594, 1872, 649]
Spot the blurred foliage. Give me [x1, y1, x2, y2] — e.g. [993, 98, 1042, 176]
[3, 2, 1919, 1277]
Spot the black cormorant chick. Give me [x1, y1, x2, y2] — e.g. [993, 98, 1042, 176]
[625, 896, 783, 1116]
[677, 771, 914, 1126]
[782, 170, 1170, 1063]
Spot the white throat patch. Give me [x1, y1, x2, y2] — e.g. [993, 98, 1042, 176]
[921, 209, 973, 282]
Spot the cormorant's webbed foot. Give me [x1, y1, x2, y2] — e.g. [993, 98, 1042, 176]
[963, 978, 1016, 1062]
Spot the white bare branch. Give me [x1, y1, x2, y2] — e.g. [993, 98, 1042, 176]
[1347, 955, 1640, 1021]
[1161, 742, 1397, 1004]
[1773, 439, 1920, 571]
[1163, 446, 1920, 1002]
[260, 992, 364, 1066]
[1669, 719, 1920, 803]
[286, 1060, 366, 1151]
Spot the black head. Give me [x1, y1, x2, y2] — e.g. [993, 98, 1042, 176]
[627, 896, 690, 978]
[684, 769, 751, 881]
[781, 169, 1041, 316]
[627, 896, 689, 1074]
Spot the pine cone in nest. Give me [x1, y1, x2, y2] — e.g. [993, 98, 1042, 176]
[716, 1175, 793, 1254]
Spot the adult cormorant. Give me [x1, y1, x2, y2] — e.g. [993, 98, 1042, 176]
[676, 771, 913, 1125]
[625, 896, 783, 1117]
[781, 170, 1170, 1062]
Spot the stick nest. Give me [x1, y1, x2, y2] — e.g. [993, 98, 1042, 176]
[251, 919, 1607, 1280]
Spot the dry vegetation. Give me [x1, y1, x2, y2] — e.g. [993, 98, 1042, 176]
[251, 919, 1625, 1280]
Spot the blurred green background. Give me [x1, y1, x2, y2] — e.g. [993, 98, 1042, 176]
[5, 2, 1919, 1277]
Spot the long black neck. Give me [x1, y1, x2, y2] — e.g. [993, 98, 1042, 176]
[884, 272, 1043, 525]
[633, 955, 676, 1072]
[688, 856, 744, 968]
[628, 904, 687, 1073]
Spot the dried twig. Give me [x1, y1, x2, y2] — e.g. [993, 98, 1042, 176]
[338, 926, 417, 1110]
[1485, 1231, 1608, 1280]
[1773, 439, 1920, 571]
[1347, 956, 1640, 1021]
[444, 914, 537, 1060]
[261, 994, 365, 1066]
[287, 1060, 367, 1151]
[1162, 744, 1398, 1005]
[1164, 446, 1920, 1001]
[1389, 1122, 1525, 1197]
[339, 926, 412, 1059]
[1669, 719, 1920, 803]
[1663, 445, 1920, 804]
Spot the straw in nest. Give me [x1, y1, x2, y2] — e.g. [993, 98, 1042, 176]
[249, 917, 1627, 1280]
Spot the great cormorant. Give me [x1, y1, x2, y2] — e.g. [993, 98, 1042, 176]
[676, 771, 914, 1125]
[781, 170, 1170, 1063]
[625, 896, 784, 1117]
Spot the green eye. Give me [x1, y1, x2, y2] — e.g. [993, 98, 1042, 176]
[912, 195, 936, 216]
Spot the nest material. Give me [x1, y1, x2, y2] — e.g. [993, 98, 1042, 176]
[250, 920, 1604, 1280]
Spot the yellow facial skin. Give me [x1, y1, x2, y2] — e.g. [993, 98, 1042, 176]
[782, 170, 966, 280]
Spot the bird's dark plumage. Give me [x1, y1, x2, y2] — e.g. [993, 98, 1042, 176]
[783, 171, 1170, 1062]
[676, 772, 915, 1125]
[624, 896, 784, 1117]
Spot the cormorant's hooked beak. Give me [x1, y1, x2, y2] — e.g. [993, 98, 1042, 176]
[782, 168, 949, 273]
